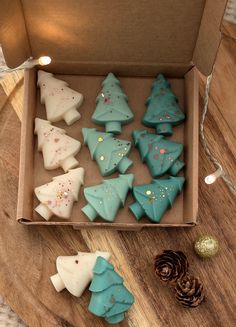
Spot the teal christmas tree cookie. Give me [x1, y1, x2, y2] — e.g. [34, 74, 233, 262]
[133, 130, 184, 177]
[143, 74, 185, 135]
[82, 128, 133, 176]
[92, 73, 134, 134]
[82, 174, 134, 222]
[129, 177, 185, 223]
[88, 256, 134, 324]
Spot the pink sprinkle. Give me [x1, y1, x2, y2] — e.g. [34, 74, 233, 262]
[160, 148, 166, 154]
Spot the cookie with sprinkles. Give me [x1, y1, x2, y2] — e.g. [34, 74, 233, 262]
[143, 74, 185, 135]
[82, 128, 133, 176]
[133, 130, 185, 177]
[38, 70, 83, 125]
[82, 174, 134, 222]
[50, 251, 111, 297]
[35, 118, 81, 172]
[92, 73, 134, 134]
[129, 177, 185, 223]
[34, 167, 85, 221]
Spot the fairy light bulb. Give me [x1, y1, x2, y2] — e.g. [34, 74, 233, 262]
[38, 56, 51, 66]
[205, 174, 216, 184]
[0, 55, 52, 78]
[205, 168, 223, 184]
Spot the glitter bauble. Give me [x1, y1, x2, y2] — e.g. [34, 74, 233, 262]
[194, 235, 219, 258]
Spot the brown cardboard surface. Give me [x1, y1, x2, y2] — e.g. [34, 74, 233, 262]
[0, 0, 227, 75]
[0, 0, 31, 68]
[43, 62, 193, 78]
[193, 0, 228, 75]
[183, 68, 199, 223]
[21, 0, 204, 64]
[17, 68, 198, 229]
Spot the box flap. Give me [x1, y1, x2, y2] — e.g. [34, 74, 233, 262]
[0, 0, 31, 68]
[0, 0, 226, 75]
[193, 0, 228, 75]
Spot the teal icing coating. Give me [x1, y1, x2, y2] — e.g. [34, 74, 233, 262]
[143, 74, 185, 135]
[88, 257, 135, 324]
[82, 174, 134, 222]
[92, 73, 134, 134]
[133, 129, 184, 177]
[129, 177, 185, 223]
[82, 128, 133, 176]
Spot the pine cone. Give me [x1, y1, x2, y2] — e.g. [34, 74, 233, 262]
[175, 274, 204, 308]
[154, 250, 189, 284]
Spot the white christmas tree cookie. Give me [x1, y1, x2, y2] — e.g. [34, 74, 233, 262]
[50, 251, 111, 297]
[38, 70, 83, 125]
[35, 118, 81, 172]
[34, 167, 85, 221]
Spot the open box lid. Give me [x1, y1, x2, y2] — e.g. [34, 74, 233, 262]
[0, 0, 227, 76]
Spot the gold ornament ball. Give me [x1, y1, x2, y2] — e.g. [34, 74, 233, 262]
[194, 235, 219, 258]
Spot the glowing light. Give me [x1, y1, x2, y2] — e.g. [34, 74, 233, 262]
[205, 174, 217, 184]
[204, 168, 223, 184]
[38, 56, 51, 66]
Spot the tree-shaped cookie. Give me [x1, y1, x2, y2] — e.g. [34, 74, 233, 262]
[88, 257, 134, 324]
[38, 70, 83, 125]
[82, 174, 134, 222]
[143, 74, 185, 135]
[92, 73, 134, 134]
[83, 128, 133, 176]
[129, 177, 185, 223]
[133, 130, 184, 177]
[35, 118, 81, 172]
[34, 167, 84, 221]
[50, 251, 111, 297]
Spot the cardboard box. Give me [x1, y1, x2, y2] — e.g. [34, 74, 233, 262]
[0, 0, 227, 230]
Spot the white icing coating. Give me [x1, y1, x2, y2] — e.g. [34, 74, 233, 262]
[50, 251, 111, 297]
[37, 70, 83, 125]
[35, 118, 81, 172]
[34, 167, 85, 220]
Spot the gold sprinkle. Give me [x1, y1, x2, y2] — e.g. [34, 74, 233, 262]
[100, 155, 105, 161]
[146, 190, 152, 195]
[98, 137, 104, 142]
[148, 197, 155, 204]
[56, 191, 64, 199]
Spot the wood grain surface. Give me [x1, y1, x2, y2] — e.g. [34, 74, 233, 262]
[0, 26, 235, 327]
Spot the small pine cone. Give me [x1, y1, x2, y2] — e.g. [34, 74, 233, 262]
[154, 250, 189, 284]
[175, 274, 205, 308]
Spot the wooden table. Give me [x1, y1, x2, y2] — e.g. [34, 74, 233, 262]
[0, 24, 235, 327]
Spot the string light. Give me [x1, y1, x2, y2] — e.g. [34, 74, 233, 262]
[201, 69, 236, 196]
[0, 55, 52, 78]
[205, 167, 223, 184]
[38, 56, 51, 66]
